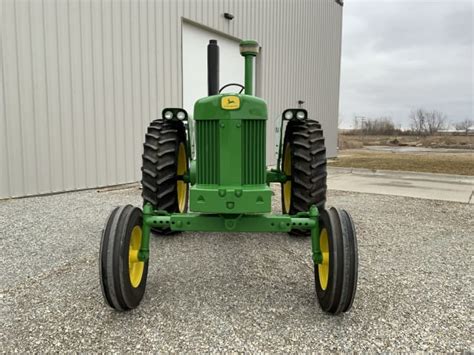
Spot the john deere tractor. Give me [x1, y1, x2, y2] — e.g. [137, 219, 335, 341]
[99, 40, 358, 314]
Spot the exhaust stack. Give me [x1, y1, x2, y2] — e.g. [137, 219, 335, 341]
[207, 40, 219, 96]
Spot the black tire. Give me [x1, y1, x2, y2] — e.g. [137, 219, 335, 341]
[141, 119, 189, 234]
[340, 209, 358, 313]
[281, 119, 327, 235]
[99, 205, 148, 311]
[314, 207, 358, 314]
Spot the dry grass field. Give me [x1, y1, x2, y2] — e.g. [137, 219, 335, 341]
[330, 149, 474, 176]
[339, 134, 474, 150]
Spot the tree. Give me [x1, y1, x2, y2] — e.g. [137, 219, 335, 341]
[410, 108, 428, 135]
[425, 110, 447, 134]
[455, 118, 473, 133]
[409, 108, 447, 135]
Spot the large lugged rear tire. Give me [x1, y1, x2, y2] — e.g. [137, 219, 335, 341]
[99, 205, 148, 311]
[281, 119, 327, 234]
[141, 119, 188, 234]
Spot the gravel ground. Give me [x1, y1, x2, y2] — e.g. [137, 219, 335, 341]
[1, 187, 472, 352]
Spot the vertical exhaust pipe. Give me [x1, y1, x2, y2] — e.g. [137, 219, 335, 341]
[207, 40, 219, 96]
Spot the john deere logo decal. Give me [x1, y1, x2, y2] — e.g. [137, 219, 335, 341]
[221, 96, 240, 110]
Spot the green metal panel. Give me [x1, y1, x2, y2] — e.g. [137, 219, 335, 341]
[140, 203, 321, 263]
[219, 119, 242, 185]
[143, 212, 315, 233]
[244, 55, 254, 95]
[190, 185, 272, 213]
[242, 120, 266, 184]
[191, 115, 269, 212]
[196, 120, 219, 184]
[193, 94, 267, 121]
[191, 93, 269, 214]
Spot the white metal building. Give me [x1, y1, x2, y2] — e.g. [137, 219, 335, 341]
[0, 0, 343, 198]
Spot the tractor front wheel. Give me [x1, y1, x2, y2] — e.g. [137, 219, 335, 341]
[315, 207, 358, 314]
[99, 205, 148, 311]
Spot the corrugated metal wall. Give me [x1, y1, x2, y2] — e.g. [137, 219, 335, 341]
[0, 0, 343, 198]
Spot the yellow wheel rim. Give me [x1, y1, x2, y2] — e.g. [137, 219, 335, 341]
[318, 228, 330, 290]
[129, 226, 144, 288]
[282, 143, 292, 213]
[177, 143, 187, 213]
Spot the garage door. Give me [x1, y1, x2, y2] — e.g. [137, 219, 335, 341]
[182, 22, 245, 115]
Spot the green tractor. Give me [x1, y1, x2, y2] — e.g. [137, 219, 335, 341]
[99, 40, 358, 314]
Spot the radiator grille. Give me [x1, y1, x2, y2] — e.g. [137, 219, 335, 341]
[196, 121, 220, 184]
[242, 120, 266, 185]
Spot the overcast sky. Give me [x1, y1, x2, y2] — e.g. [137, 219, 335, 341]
[339, 0, 473, 128]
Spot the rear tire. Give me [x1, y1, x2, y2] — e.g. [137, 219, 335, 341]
[141, 119, 188, 234]
[281, 119, 327, 235]
[99, 205, 148, 311]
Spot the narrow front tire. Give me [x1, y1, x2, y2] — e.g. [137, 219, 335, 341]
[314, 207, 358, 314]
[99, 205, 148, 311]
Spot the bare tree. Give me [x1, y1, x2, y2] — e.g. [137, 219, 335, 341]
[425, 110, 447, 134]
[455, 118, 473, 134]
[410, 108, 447, 135]
[410, 108, 428, 135]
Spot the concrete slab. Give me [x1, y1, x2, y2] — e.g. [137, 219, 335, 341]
[328, 167, 474, 204]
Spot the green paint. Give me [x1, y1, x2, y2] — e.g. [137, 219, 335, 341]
[137, 39, 325, 264]
[138, 203, 154, 261]
[244, 56, 254, 95]
[219, 119, 242, 185]
[191, 93, 269, 214]
[266, 169, 287, 183]
[276, 113, 286, 171]
[141, 204, 316, 234]
[193, 94, 267, 121]
[139, 203, 323, 264]
[190, 185, 272, 214]
[309, 206, 322, 264]
[239, 40, 258, 95]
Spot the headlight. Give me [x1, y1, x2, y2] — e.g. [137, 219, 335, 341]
[163, 111, 173, 120]
[176, 111, 186, 120]
[162, 108, 188, 120]
[296, 110, 306, 120]
[284, 111, 293, 120]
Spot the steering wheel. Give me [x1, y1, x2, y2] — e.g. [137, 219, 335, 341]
[219, 83, 245, 94]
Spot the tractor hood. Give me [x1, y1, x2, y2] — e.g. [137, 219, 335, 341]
[194, 94, 267, 120]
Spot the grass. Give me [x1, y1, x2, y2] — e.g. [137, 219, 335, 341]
[330, 150, 474, 176]
[339, 134, 474, 150]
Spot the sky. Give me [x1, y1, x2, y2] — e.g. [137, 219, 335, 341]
[339, 0, 473, 129]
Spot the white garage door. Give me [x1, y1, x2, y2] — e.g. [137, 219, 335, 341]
[182, 22, 245, 115]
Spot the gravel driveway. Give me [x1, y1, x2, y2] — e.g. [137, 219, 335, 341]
[1, 187, 472, 352]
